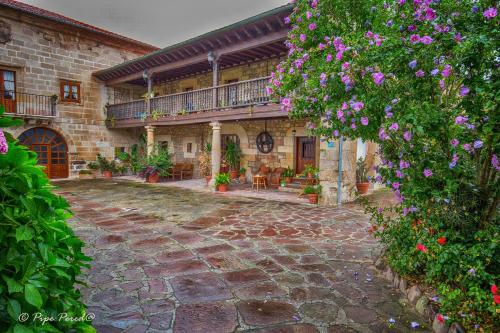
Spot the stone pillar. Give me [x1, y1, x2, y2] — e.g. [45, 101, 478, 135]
[208, 121, 221, 191]
[211, 59, 219, 108]
[145, 126, 156, 157]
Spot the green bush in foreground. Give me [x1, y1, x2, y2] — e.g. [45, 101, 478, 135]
[0, 106, 94, 332]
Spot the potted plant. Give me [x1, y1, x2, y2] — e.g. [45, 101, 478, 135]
[78, 169, 94, 180]
[282, 167, 295, 184]
[356, 156, 370, 194]
[97, 154, 116, 179]
[303, 185, 322, 204]
[224, 140, 241, 180]
[138, 147, 172, 183]
[215, 172, 231, 192]
[198, 143, 212, 183]
[303, 164, 318, 178]
[239, 167, 246, 183]
[87, 161, 99, 177]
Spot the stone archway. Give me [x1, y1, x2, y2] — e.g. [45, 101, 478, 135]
[18, 127, 69, 179]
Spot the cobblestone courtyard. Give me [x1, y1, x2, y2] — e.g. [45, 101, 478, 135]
[56, 180, 429, 333]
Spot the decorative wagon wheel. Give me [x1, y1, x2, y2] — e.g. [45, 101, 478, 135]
[256, 131, 274, 154]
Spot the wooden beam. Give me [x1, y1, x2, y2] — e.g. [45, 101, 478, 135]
[264, 20, 275, 32]
[105, 30, 287, 85]
[253, 24, 263, 35]
[242, 28, 253, 39]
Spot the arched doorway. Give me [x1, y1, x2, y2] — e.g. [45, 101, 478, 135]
[18, 127, 69, 179]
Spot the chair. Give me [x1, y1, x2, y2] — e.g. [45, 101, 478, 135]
[258, 164, 270, 185]
[181, 163, 194, 180]
[171, 163, 183, 180]
[270, 167, 285, 186]
[252, 175, 267, 191]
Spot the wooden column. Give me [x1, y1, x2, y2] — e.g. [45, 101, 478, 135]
[145, 125, 156, 157]
[208, 121, 221, 191]
[211, 60, 219, 109]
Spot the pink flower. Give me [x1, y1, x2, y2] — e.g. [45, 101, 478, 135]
[415, 70, 425, 77]
[336, 51, 344, 61]
[300, 34, 306, 42]
[442, 65, 452, 78]
[361, 117, 369, 126]
[425, 7, 436, 21]
[460, 86, 470, 96]
[372, 72, 385, 85]
[309, 23, 317, 31]
[436, 314, 445, 323]
[492, 285, 498, 295]
[483, 7, 497, 19]
[403, 131, 412, 142]
[306, 11, 313, 19]
[423, 168, 433, 177]
[0, 130, 7, 154]
[389, 123, 399, 131]
[450, 139, 459, 147]
[410, 34, 421, 43]
[326, 54, 333, 62]
[416, 243, 428, 253]
[420, 35, 433, 44]
[352, 101, 365, 111]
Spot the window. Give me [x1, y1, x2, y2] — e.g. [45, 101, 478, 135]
[1, 70, 16, 113]
[60, 80, 81, 103]
[187, 143, 192, 153]
[158, 141, 169, 151]
[114, 147, 125, 157]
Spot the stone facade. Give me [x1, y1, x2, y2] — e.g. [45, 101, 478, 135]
[0, 5, 154, 176]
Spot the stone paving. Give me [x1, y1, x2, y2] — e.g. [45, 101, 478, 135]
[55, 179, 429, 333]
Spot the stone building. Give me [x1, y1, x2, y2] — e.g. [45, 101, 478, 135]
[0, 0, 157, 178]
[3, 1, 378, 205]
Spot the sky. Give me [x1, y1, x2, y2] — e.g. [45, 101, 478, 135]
[22, 0, 288, 48]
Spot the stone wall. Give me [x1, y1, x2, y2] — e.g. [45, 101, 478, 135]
[0, 7, 151, 175]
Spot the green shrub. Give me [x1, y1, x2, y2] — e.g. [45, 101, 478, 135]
[303, 185, 322, 195]
[0, 106, 93, 332]
[273, 0, 499, 329]
[215, 173, 231, 186]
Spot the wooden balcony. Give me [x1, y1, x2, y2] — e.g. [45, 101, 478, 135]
[106, 77, 285, 128]
[1, 90, 57, 118]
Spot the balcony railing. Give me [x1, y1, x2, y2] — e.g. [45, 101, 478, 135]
[1, 90, 57, 117]
[106, 76, 272, 121]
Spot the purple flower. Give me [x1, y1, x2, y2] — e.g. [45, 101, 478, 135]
[415, 70, 425, 77]
[409, 59, 417, 69]
[306, 11, 313, 19]
[410, 34, 420, 43]
[352, 101, 365, 111]
[455, 116, 468, 125]
[284, 16, 291, 24]
[361, 117, 369, 126]
[403, 131, 412, 142]
[300, 34, 306, 42]
[492, 154, 500, 171]
[463, 143, 472, 151]
[392, 182, 400, 190]
[309, 23, 317, 31]
[439, 80, 445, 90]
[423, 168, 433, 178]
[396, 170, 404, 178]
[326, 53, 333, 62]
[336, 110, 344, 119]
[411, 322, 420, 329]
[400, 160, 410, 169]
[431, 68, 439, 76]
[451, 138, 459, 147]
[379, 128, 389, 141]
[449, 154, 459, 169]
[442, 64, 452, 78]
[460, 86, 470, 96]
[372, 72, 385, 85]
[425, 7, 436, 21]
[333, 129, 340, 137]
[483, 7, 497, 19]
[420, 35, 433, 44]
[0, 130, 7, 154]
[389, 123, 399, 131]
[473, 140, 483, 149]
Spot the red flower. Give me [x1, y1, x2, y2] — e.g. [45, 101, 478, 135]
[436, 314, 444, 323]
[416, 243, 428, 253]
[491, 285, 498, 295]
[494, 295, 500, 305]
[437, 237, 446, 245]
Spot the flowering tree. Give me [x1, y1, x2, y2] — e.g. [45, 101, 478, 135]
[271, 0, 498, 329]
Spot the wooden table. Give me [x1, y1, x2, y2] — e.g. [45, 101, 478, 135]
[252, 175, 267, 191]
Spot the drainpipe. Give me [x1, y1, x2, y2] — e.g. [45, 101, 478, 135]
[337, 136, 344, 205]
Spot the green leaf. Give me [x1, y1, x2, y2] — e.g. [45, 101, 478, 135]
[24, 284, 43, 308]
[3, 276, 23, 294]
[14, 324, 34, 333]
[7, 298, 21, 320]
[15, 226, 34, 242]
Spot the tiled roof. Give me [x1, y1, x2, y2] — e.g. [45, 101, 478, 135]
[0, 0, 159, 52]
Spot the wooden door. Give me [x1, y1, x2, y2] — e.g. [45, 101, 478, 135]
[296, 137, 316, 174]
[0, 70, 16, 113]
[18, 128, 69, 179]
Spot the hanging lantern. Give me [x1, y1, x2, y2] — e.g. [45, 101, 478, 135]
[256, 121, 273, 154]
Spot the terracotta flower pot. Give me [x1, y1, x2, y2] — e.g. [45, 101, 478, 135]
[356, 182, 370, 194]
[103, 171, 112, 179]
[205, 175, 212, 183]
[218, 184, 228, 192]
[239, 175, 246, 183]
[308, 193, 318, 204]
[285, 177, 293, 184]
[230, 170, 238, 180]
[148, 173, 160, 183]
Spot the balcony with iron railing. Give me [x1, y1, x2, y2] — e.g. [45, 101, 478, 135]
[1, 90, 57, 118]
[105, 76, 282, 127]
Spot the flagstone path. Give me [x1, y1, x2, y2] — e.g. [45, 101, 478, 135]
[56, 180, 429, 333]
